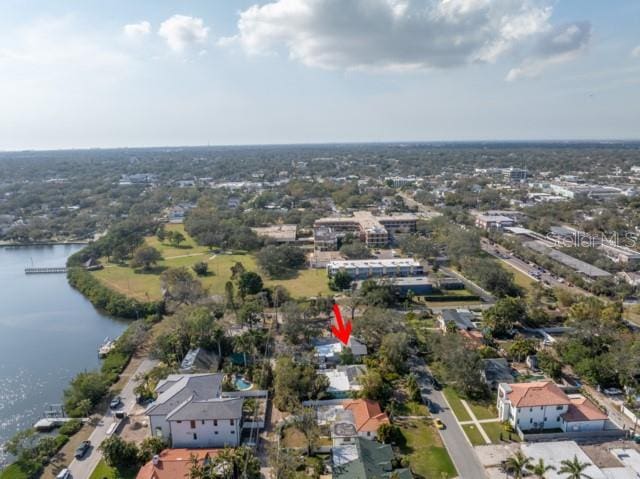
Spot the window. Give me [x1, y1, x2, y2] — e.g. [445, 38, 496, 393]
[530, 418, 533, 423]
[230, 419, 235, 426]
[215, 431, 218, 435]
[529, 408, 533, 412]
[177, 421, 182, 424]
[193, 433, 198, 440]
[556, 416, 560, 421]
[190, 420, 196, 429]
[213, 420, 218, 426]
[556, 405, 563, 410]
[201, 420, 205, 425]
[231, 430, 235, 434]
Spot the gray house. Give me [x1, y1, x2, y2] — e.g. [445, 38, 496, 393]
[481, 358, 514, 390]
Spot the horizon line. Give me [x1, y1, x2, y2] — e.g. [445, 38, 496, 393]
[2, 138, 640, 154]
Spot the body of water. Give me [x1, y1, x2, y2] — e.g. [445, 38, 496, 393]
[0, 245, 127, 467]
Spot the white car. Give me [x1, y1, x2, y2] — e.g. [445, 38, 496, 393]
[603, 387, 623, 396]
[56, 469, 71, 479]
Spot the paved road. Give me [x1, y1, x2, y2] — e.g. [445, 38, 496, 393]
[69, 358, 158, 479]
[398, 192, 442, 219]
[480, 238, 589, 296]
[409, 358, 487, 479]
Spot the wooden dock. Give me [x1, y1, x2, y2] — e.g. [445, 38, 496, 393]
[24, 267, 67, 274]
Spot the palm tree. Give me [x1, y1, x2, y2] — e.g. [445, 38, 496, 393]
[211, 326, 225, 360]
[233, 333, 253, 368]
[505, 451, 532, 479]
[528, 458, 556, 478]
[558, 455, 593, 479]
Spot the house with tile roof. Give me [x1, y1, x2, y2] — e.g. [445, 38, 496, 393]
[498, 381, 608, 433]
[136, 448, 222, 479]
[342, 399, 390, 439]
[145, 373, 244, 448]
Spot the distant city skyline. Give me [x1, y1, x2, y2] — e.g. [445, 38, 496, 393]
[1, 0, 639, 150]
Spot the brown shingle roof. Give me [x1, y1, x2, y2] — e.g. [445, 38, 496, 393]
[506, 381, 572, 407]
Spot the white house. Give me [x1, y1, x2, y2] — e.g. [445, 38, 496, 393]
[145, 373, 243, 448]
[497, 381, 608, 433]
[167, 397, 243, 448]
[319, 365, 367, 398]
[313, 337, 367, 366]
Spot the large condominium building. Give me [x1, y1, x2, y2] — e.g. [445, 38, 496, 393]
[314, 211, 417, 248]
[326, 258, 423, 280]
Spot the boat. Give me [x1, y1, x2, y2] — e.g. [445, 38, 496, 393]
[98, 337, 117, 358]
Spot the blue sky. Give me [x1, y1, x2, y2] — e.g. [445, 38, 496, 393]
[0, 0, 639, 150]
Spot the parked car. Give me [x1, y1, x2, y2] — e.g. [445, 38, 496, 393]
[115, 410, 127, 419]
[56, 468, 71, 479]
[432, 379, 443, 391]
[109, 396, 122, 409]
[74, 440, 91, 459]
[434, 418, 445, 429]
[428, 401, 439, 414]
[603, 387, 623, 396]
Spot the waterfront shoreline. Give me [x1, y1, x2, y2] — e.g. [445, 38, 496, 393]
[0, 241, 90, 247]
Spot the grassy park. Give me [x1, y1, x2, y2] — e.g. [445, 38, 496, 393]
[92, 224, 331, 300]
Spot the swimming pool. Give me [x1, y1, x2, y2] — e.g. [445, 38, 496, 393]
[235, 376, 252, 391]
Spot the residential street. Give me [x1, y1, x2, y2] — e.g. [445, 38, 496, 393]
[409, 357, 487, 479]
[68, 358, 158, 479]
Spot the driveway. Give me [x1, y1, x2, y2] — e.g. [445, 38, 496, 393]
[68, 358, 158, 479]
[409, 357, 487, 478]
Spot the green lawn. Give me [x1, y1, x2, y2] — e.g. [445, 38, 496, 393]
[462, 424, 486, 446]
[397, 419, 456, 479]
[89, 460, 137, 479]
[497, 260, 535, 291]
[396, 400, 429, 417]
[469, 399, 498, 421]
[483, 421, 520, 443]
[93, 224, 331, 300]
[0, 464, 28, 479]
[442, 387, 471, 422]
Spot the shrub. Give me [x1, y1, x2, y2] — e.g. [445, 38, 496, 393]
[58, 419, 83, 436]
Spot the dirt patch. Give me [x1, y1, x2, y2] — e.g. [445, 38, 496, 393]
[581, 440, 640, 468]
[119, 414, 150, 443]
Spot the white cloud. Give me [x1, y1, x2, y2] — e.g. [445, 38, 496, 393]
[223, 0, 589, 77]
[506, 22, 591, 81]
[632, 45, 640, 58]
[123, 21, 151, 39]
[158, 15, 209, 52]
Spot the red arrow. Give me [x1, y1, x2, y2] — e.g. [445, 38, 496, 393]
[331, 303, 352, 346]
